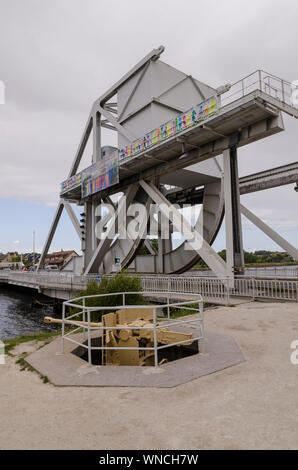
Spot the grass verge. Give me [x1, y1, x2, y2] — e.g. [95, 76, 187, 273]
[3, 331, 60, 384]
[4, 331, 60, 356]
[15, 353, 49, 383]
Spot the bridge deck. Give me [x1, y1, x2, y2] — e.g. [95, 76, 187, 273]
[0, 272, 297, 304]
[167, 161, 298, 205]
[61, 88, 289, 202]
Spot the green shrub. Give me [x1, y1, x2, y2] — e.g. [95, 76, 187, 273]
[69, 272, 145, 322]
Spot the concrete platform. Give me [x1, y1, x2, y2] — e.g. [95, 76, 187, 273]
[26, 329, 245, 388]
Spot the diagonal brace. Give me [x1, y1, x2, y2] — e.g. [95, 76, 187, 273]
[241, 204, 298, 261]
[63, 201, 82, 241]
[139, 180, 229, 278]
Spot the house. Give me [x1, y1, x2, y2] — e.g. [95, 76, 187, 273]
[61, 255, 83, 274]
[23, 253, 40, 264]
[45, 250, 79, 269]
[1, 252, 18, 263]
[0, 253, 24, 270]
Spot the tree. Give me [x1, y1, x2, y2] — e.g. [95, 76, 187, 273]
[72, 272, 145, 322]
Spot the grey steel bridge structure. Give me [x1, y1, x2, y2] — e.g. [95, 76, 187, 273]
[36, 46, 298, 282]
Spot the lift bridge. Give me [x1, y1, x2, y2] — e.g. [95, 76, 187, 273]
[38, 46, 298, 281]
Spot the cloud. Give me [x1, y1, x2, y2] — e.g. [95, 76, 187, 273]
[0, 0, 297, 252]
[0, 102, 90, 205]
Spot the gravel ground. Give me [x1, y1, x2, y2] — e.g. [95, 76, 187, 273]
[1, 300, 298, 450]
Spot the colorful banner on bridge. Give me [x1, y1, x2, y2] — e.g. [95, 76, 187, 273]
[61, 95, 218, 198]
[119, 95, 219, 161]
[61, 173, 82, 193]
[81, 151, 119, 198]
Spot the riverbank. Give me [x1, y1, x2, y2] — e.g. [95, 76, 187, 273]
[0, 285, 60, 340]
[1, 300, 298, 450]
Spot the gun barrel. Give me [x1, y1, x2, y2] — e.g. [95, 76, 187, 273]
[44, 316, 103, 328]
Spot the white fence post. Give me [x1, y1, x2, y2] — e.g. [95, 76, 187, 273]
[83, 297, 86, 340]
[225, 278, 230, 306]
[61, 303, 65, 353]
[87, 310, 92, 365]
[153, 308, 158, 368]
[199, 300, 205, 354]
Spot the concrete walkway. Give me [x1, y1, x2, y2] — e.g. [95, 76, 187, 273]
[25, 329, 245, 387]
[1, 301, 298, 449]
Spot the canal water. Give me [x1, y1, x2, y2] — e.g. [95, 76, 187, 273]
[0, 285, 61, 340]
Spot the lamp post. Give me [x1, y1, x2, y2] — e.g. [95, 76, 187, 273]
[33, 230, 36, 267]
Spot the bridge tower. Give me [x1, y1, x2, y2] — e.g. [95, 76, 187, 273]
[38, 46, 298, 281]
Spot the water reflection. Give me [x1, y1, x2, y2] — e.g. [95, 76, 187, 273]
[0, 286, 61, 340]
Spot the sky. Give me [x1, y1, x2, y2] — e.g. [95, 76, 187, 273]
[0, 0, 297, 255]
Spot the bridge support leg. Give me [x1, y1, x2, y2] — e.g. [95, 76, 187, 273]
[157, 210, 172, 273]
[38, 200, 82, 271]
[223, 143, 244, 277]
[37, 201, 64, 271]
[63, 201, 82, 240]
[83, 201, 94, 272]
[157, 222, 164, 274]
[240, 204, 298, 261]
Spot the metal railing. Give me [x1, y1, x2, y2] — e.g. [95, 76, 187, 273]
[220, 69, 293, 108]
[184, 266, 298, 279]
[56, 69, 297, 196]
[62, 291, 204, 368]
[141, 275, 298, 303]
[141, 275, 229, 304]
[0, 271, 99, 290]
[233, 277, 298, 301]
[0, 271, 297, 303]
[244, 266, 298, 279]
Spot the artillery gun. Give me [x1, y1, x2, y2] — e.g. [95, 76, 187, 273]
[44, 308, 197, 366]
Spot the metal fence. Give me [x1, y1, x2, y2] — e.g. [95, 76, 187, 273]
[141, 276, 228, 304]
[244, 266, 298, 279]
[233, 277, 298, 302]
[185, 266, 298, 279]
[221, 69, 293, 108]
[62, 291, 204, 368]
[0, 271, 98, 290]
[139, 275, 298, 303]
[0, 271, 297, 304]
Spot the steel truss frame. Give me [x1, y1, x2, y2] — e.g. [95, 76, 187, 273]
[38, 46, 298, 280]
